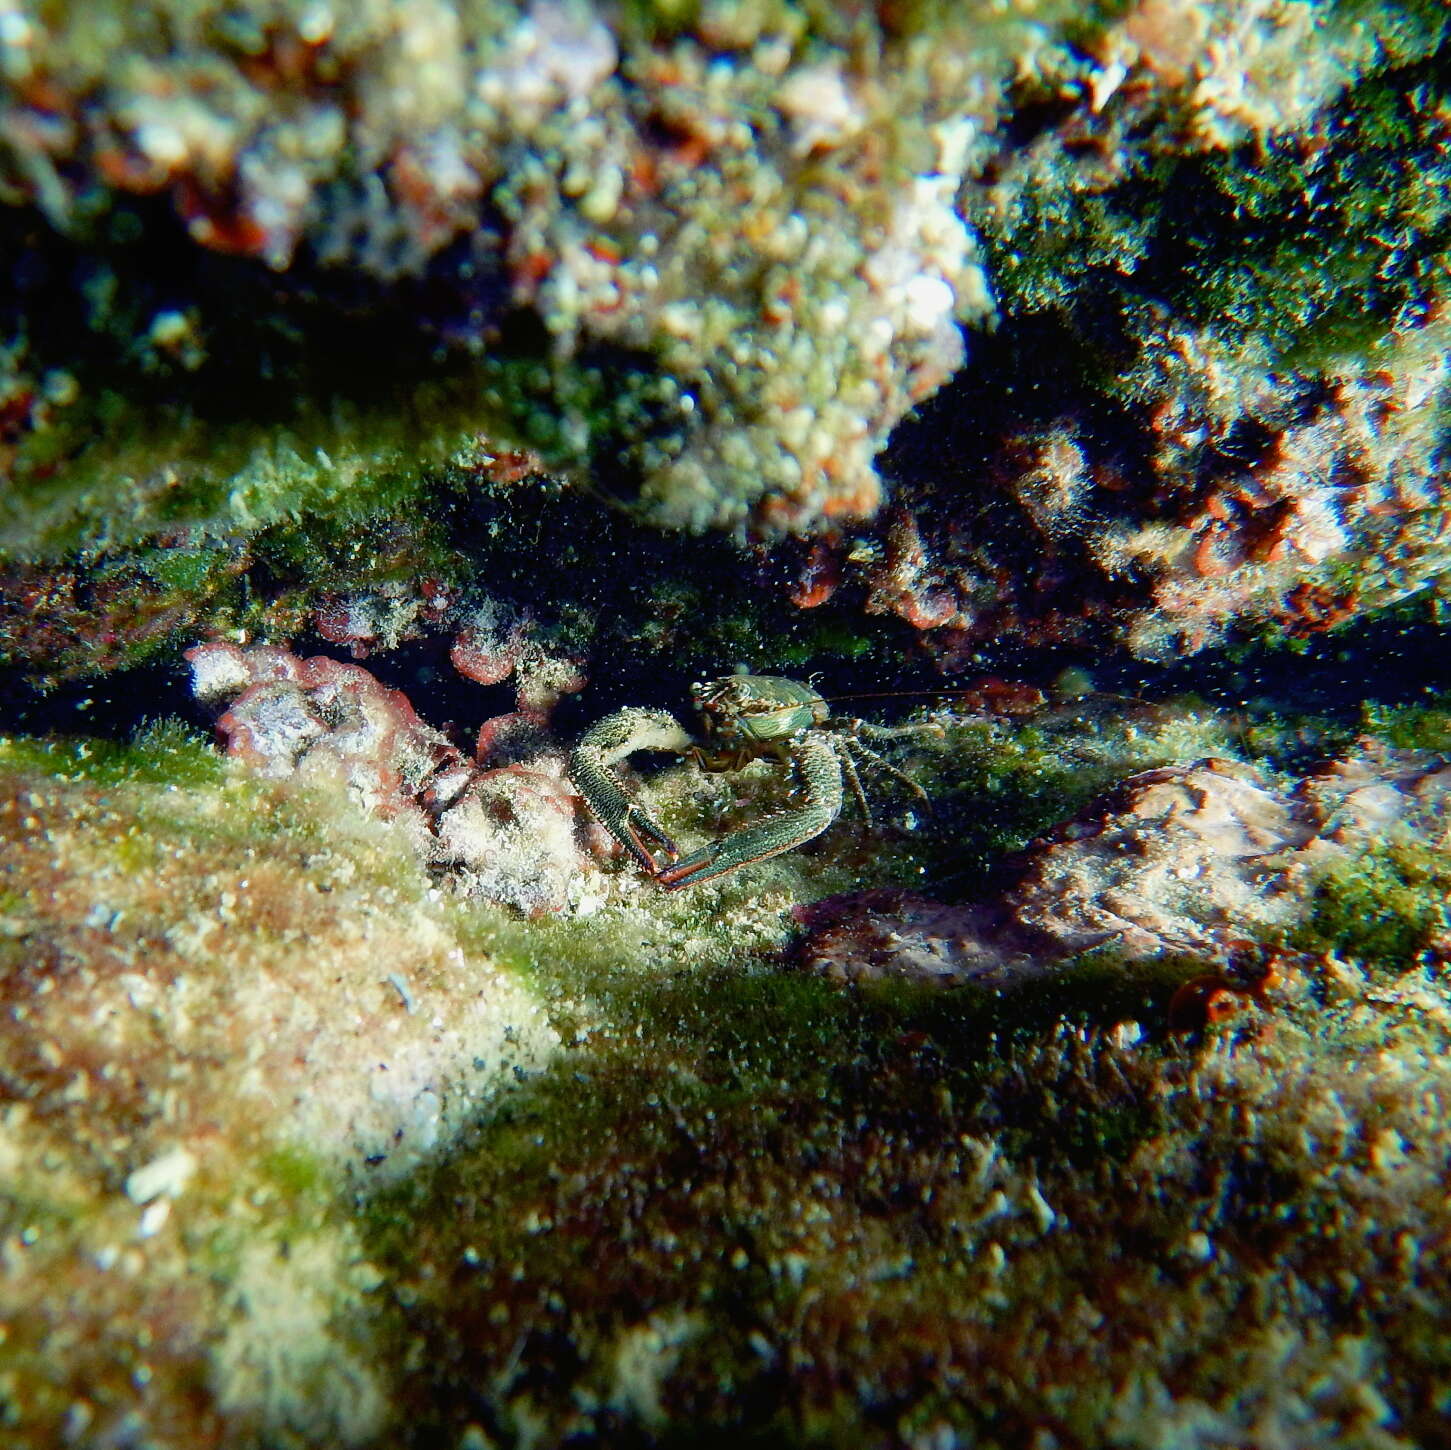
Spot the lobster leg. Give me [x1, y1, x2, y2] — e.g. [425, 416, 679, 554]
[656, 734, 843, 889]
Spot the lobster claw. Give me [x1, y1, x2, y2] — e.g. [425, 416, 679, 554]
[654, 733, 843, 888]
[568, 708, 691, 874]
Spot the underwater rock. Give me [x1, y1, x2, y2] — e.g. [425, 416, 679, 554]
[0, 726, 555, 1444]
[0, 727, 557, 1180]
[361, 877, 1451, 1449]
[6, 688, 1451, 1445]
[853, 0, 1451, 661]
[5, 6, 1451, 1440]
[800, 742, 1451, 985]
[0, 0, 1445, 690]
[868, 301, 1451, 663]
[793, 887, 1054, 987]
[0, 0, 1004, 548]
[189, 640, 590, 914]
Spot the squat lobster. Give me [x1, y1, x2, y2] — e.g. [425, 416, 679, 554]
[568, 674, 934, 889]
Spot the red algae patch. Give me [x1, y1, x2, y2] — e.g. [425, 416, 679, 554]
[189, 641, 591, 914]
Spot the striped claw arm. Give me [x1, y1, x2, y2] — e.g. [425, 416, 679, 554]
[656, 733, 843, 890]
[568, 707, 693, 874]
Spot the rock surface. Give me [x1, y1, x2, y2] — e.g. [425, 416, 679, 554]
[801, 742, 1451, 985]
[4, 2, 1451, 1445]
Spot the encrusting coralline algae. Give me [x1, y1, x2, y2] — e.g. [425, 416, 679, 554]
[188, 639, 593, 915]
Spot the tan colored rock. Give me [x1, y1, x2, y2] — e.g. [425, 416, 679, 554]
[801, 743, 1451, 985]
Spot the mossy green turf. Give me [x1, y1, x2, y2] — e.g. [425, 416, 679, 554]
[1288, 838, 1451, 972]
[0, 718, 223, 789]
[2, 362, 594, 566]
[9, 687, 1451, 1442]
[975, 2, 1451, 383]
[2, 1, 1445, 694]
[360, 902, 1451, 1445]
[1180, 58, 1451, 372]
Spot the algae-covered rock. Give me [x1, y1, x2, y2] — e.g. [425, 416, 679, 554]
[6, 680, 1451, 1445]
[3, 0, 1450, 687]
[6, 2, 1451, 1445]
[847, 0, 1451, 662]
[0, 0, 1014, 552]
[798, 739, 1451, 986]
[0, 725, 555, 1444]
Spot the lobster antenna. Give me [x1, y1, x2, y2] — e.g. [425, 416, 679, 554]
[736, 688, 976, 717]
[818, 688, 980, 704]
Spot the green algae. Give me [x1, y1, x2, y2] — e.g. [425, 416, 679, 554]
[917, 702, 1242, 895]
[2, 361, 523, 561]
[977, 2, 1451, 374]
[1179, 59, 1451, 373]
[255, 1146, 332, 1204]
[1359, 697, 1451, 751]
[777, 621, 876, 666]
[9, 661, 1451, 1443]
[0, 718, 223, 789]
[359, 909, 1443, 1447]
[134, 542, 238, 594]
[1288, 838, 1449, 972]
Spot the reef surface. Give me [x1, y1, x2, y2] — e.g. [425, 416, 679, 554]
[3, 2, 1451, 1446]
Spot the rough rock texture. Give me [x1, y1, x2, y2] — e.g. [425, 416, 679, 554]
[374, 953, 1451, 1450]
[855, 294, 1451, 663]
[1, 1, 1446, 693]
[0, 730, 557, 1178]
[6, 3, 1451, 1445]
[0, 0, 1008, 547]
[7, 690, 1451, 1445]
[188, 640, 591, 914]
[0, 726, 556, 1446]
[800, 741, 1451, 985]
[839, 0, 1451, 660]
